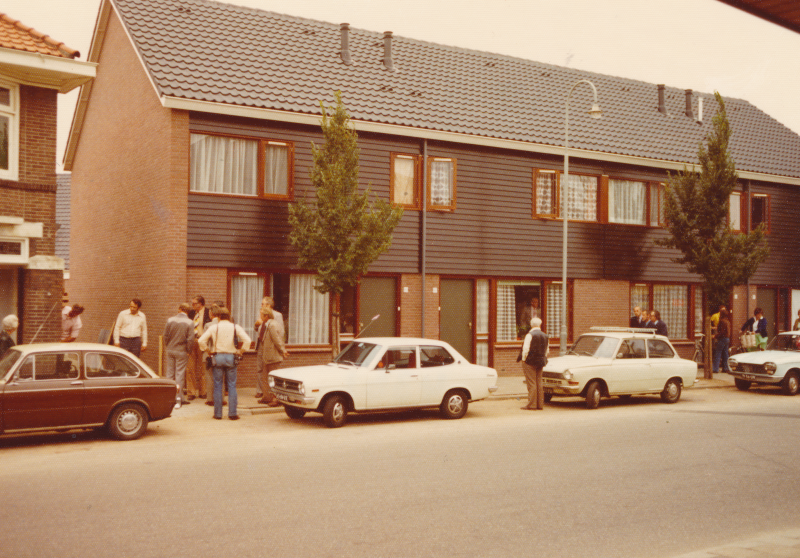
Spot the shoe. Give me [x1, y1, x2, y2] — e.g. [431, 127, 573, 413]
[199, 394, 207, 399]
[213, 416, 222, 420]
[222, 400, 227, 406]
[520, 406, 535, 410]
[205, 401, 214, 406]
[187, 395, 196, 401]
[229, 415, 240, 421]
[257, 399, 268, 404]
[180, 400, 191, 405]
[255, 392, 263, 399]
[267, 401, 281, 407]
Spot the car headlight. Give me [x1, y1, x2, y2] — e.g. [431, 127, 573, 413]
[728, 359, 738, 371]
[268, 376, 275, 387]
[562, 370, 573, 381]
[764, 362, 777, 375]
[297, 382, 305, 395]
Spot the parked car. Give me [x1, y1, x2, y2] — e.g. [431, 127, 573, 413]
[728, 332, 800, 395]
[542, 328, 697, 409]
[268, 337, 499, 427]
[0, 343, 179, 440]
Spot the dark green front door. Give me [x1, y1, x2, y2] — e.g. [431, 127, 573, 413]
[359, 277, 397, 337]
[440, 279, 474, 362]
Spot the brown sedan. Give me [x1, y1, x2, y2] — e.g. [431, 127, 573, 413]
[0, 343, 178, 440]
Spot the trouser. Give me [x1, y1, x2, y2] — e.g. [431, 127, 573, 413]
[522, 362, 544, 409]
[259, 361, 281, 402]
[119, 336, 142, 357]
[212, 354, 237, 418]
[165, 349, 189, 400]
[186, 343, 206, 397]
[713, 337, 730, 372]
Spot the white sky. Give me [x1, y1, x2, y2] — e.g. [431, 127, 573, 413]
[7, 0, 800, 171]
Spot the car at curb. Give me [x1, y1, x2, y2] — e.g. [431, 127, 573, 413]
[542, 328, 697, 409]
[268, 337, 498, 428]
[0, 343, 179, 440]
[728, 332, 800, 395]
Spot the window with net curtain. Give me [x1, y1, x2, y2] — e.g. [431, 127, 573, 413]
[630, 283, 689, 339]
[392, 154, 418, 207]
[429, 158, 454, 208]
[534, 171, 557, 217]
[497, 280, 543, 341]
[609, 179, 647, 225]
[264, 142, 289, 196]
[564, 175, 598, 221]
[0, 84, 16, 175]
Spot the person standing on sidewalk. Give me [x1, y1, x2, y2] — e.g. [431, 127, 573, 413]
[518, 317, 548, 410]
[198, 307, 250, 420]
[712, 308, 732, 374]
[258, 307, 289, 406]
[113, 299, 147, 357]
[164, 302, 195, 405]
[186, 295, 212, 400]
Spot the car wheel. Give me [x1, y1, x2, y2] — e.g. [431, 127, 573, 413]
[322, 395, 348, 428]
[284, 406, 306, 419]
[782, 372, 800, 396]
[734, 378, 751, 391]
[585, 381, 602, 409]
[107, 403, 148, 440]
[440, 390, 468, 419]
[660, 378, 681, 404]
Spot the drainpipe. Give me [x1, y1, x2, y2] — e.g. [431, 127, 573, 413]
[421, 139, 428, 337]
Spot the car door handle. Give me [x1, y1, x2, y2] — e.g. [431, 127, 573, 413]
[71, 381, 84, 385]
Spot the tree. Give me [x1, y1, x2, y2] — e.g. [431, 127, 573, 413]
[656, 92, 768, 378]
[289, 91, 403, 357]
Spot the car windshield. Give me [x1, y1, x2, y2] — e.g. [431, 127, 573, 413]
[767, 334, 800, 352]
[0, 349, 22, 379]
[570, 335, 620, 358]
[333, 341, 380, 366]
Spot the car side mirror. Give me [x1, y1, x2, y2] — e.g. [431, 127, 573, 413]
[616, 352, 625, 359]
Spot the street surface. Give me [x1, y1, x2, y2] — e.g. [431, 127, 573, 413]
[1, 380, 799, 558]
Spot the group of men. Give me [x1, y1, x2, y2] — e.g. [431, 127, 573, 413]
[629, 306, 668, 337]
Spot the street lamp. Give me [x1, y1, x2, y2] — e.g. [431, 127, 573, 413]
[561, 79, 602, 355]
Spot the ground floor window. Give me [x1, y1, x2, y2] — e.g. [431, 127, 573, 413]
[630, 282, 692, 339]
[497, 280, 541, 341]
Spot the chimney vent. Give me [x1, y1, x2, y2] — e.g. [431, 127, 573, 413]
[657, 84, 666, 114]
[340, 23, 352, 65]
[383, 31, 394, 71]
[697, 96, 703, 123]
[684, 89, 694, 119]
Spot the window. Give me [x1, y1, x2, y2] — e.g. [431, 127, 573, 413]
[497, 281, 541, 341]
[420, 346, 455, 367]
[545, 282, 563, 340]
[531, 170, 598, 221]
[631, 283, 690, 339]
[86, 353, 141, 378]
[729, 192, 742, 232]
[391, 153, 421, 208]
[381, 347, 417, 369]
[619, 338, 646, 358]
[428, 157, 456, 210]
[649, 184, 665, 227]
[609, 179, 647, 225]
[647, 338, 675, 358]
[0, 82, 18, 180]
[16, 353, 80, 381]
[751, 194, 769, 232]
[190, 133, 292, 198]
[231, 273, 265, 341]
[287, 274, 329, 345]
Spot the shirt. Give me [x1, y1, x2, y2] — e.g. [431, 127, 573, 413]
[198, 320, 252, 354]
[114, 309, 148, 346]
[164, 311, 195, 353]
[61, 306, 83, 340]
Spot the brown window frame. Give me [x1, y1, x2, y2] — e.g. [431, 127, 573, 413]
[427, 157, 457, 212]
[532, 169, 559, 219]
[531, 170, 599, 223]
[728, 191, 744, 232]
[390, 153, 422, 209]
[189, 132, 294, 200]
[750, 193, 770, 233]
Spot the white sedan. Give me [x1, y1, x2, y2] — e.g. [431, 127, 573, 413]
[268, 337, 498, 427]
[543, 328, 697, 409]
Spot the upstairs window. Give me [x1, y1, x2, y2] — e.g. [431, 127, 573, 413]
[0, 82, 18, 180]
[428, 157, 456, 210]
[751, 194, 770, 232]
[190, 133, 292, 198]
[391, 153, 421, 209]
[729, 192, 742, 232]
[532, 170, 598, 222]
[608, 179, 647, 225]
[564, 174, 598, 221]
[533, 170, 558, 218]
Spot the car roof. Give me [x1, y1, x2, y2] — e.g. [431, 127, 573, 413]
[11, 342, 132, 355]
[582, 328, 668, 340]
[349, 337, 452, 346]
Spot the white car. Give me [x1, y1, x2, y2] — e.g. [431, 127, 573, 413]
[543, 328, 697, 409]
[268, 337, 498, 427]
[728, 332, 800, 395]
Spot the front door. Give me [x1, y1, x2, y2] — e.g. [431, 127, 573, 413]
[757, 288, 777, 339]
[440, 279, 474, 362]
[359, 277, 397, 337]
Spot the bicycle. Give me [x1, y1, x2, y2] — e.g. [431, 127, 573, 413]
[692, 334, 705, 367]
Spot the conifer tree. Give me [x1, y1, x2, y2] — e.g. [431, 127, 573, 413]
[656, 92, 768, 377]
[289, 92, 403, 357]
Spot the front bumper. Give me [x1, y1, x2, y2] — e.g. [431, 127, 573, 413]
[273, 390, 317, 407]
[543, 377, 582, 395]
[729, 371, 782, 385]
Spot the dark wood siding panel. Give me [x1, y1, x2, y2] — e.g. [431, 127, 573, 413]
[751, 181, 800, 285]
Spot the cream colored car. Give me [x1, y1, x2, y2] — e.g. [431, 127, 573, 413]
[543, 328, 697, 409]
[269, 338, 498, 427]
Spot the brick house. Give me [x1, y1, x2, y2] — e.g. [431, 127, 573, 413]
[0, 13, 95, 343]
[65, 0, 800, 377]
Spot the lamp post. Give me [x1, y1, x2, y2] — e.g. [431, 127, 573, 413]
[561, 79, 602, 355]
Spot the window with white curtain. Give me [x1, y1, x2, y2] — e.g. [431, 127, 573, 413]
[631, 284, 649, 314]
[564, 174, 598, 221]
[694, 286, 704, 337]
[497, 280, 541, 341]
[288, 274, 329, 345]
[533, 170, 557, 217]
[545, 283, 562, 339]
[0, 82, 19, 179]
[475, 279, 489, 366]
[729, 192, 741, 231]
[609, 179, 647, 225]
[429, 158, 456, 209]
[653, 284, 688, 339]
[392, 153, 420, 208]
[230, 274, 265, 341]
[264, 142, 289, 196]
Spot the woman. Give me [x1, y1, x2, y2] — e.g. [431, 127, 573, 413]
[0, 314, 19, 359]
[198, 307, 251, 420]
[741, 307, 768, 351]
[259, 307, 289, 406]
[713, 308, 731, 374]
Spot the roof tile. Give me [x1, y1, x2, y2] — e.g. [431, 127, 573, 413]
[0, 13, 79, 58]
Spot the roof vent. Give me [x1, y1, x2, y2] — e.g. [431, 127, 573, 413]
[657, 84, 666, 114]
[340, 23, 352, 65]
[684, 89, 694, 119]
[383, 31, 394, 71]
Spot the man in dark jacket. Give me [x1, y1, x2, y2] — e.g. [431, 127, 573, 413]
[519, 317, 549, 410]
[164, 303, 195, 406]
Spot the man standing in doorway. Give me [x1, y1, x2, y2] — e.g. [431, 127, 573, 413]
[114, 299, 147, 357]
[520, 317, 548, 410]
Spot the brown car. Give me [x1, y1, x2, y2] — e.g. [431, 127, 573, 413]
[0, 343, 178, 440]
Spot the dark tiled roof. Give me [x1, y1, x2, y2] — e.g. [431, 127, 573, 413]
[112, 0, 800, 179]
[0, 13, 80, 58]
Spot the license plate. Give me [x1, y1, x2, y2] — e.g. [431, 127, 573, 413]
[276, 393, 289, 401]
[743, 374, 757, 380]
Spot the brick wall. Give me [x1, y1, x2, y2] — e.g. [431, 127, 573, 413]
[19, 85, 57, 185]
[573, 279, 630, 337]
[20, 269, 62, 343]
[399, 273, 440, 338]
[69, 10, 189, 370]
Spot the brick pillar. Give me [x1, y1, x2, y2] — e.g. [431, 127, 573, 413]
[21, 256, 64, 343]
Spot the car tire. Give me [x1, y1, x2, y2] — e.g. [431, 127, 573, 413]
[322, 395, 348, 428]
[782, 372, 800, 396]
[585, 381, 602, 409]
[440, 390, 469, 419]
[734, 378, 751, 391]
[284, 406, 306, 419]
[107, 403, 148, 441]
[543, 393, 553, 403]
[660, 378, 681, 404]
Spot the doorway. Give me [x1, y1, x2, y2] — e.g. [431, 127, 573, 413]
[440, 279, 474, 362]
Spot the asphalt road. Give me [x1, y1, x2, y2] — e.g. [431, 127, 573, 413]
[1, 383, 799, 558]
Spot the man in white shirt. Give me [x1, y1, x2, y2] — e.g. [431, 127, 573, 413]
[114, 299, 148, 357]
[61, 301, 85, 343]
